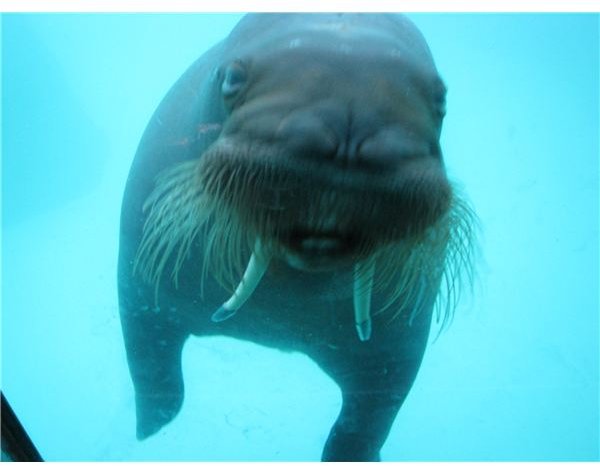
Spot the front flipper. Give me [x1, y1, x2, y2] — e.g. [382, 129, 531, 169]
[321, 389, 403, 461]
[314, 314, 434, 461]
[119, 304, 189, 440]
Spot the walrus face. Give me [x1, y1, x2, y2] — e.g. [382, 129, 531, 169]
[134, 23, 476, 340]
[200, 32, 451, 272]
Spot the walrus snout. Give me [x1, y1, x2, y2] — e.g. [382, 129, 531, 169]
[197, 136, 452, 251]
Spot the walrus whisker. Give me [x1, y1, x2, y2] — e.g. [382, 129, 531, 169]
[211, 239, 271, 322]
[132, 159, 210, 303]
[353, 259, 376, 341]
[133, 146, 477, 332]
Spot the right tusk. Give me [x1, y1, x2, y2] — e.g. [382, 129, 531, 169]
[211, 240, 271, 322]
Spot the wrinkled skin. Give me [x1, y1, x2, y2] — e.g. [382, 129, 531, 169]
[119, 13, 449, 461]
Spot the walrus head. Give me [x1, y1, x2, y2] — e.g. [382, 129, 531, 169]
[134, 16, 477, 341]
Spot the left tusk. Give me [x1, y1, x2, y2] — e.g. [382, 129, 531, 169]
[353, 259, 376, 341]
[211, 240, 271, 322]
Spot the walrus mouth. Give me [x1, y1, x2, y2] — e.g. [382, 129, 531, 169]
[133, 140, 478, 342]
[283, 229, 362, 269]
[288, 229, 356, 256]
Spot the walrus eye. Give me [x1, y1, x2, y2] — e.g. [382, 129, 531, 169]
[433, 80, 447, 120]
[436, 99, 446, 120]
[221, 60, 248, 99]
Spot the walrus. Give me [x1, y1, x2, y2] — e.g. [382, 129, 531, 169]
[118, 13, 476, 461]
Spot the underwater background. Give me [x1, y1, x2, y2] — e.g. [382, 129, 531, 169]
[1, 13, 598, 461]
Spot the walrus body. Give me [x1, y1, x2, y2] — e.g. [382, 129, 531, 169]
[118, 13, 475, 461]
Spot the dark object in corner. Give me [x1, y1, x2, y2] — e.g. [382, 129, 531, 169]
[1, 392, 43, 461]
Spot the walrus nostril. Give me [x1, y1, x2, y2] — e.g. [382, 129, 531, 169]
[358, 129, 432, 171]
[276, 113, 338, 158]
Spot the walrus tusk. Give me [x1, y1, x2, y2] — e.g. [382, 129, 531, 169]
[353, 259, 375, 341]
[211, 240, 271, 322]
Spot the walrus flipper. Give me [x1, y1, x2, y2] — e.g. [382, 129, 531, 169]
[315, 303, 434, 461]
[119, 302, 189, 440]
[321, 384, 408, 461]
[319, 353, 427, 461]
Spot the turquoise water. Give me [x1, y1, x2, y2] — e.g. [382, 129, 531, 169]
[2, 13, 598, 461]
